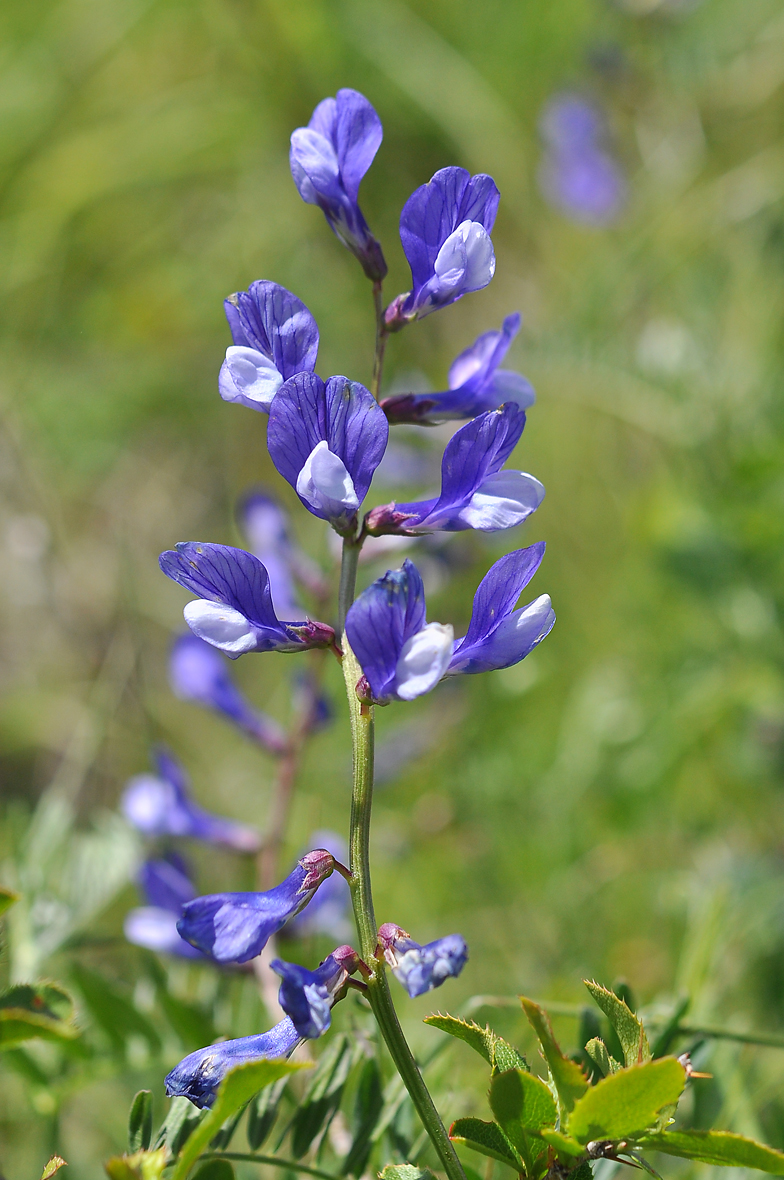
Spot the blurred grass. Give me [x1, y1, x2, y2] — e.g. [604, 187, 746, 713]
[4, 0, 784, 1172]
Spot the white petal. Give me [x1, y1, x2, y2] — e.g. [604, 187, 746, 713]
[491, 369, 536, 409]
[220, 346, 283, 410]
[458, 469, 545, 531]
[296, 440, 359, 520]
[121, 775, 175, 833]
[290, 128, 340, 196]
[183, 599, 258, 655]
[124, 907, 183, 953]
[394, 622, 454, 701]
[434, 220, 495, 297]
[451, 594, 555, 673]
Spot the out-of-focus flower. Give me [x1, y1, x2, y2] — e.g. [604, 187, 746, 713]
[176, 850, 338, 963]
[121, 748, 261, 852]
[385, 167, 499, 328]
[267, 374, 388, 534]
[238, 489, 320, 618]
[538, 93, 626, 227]
[169, 635, 288, 755]
[290, 88, 387, 281]
[378, 923, 468, 998]
[367, 404, 543, 535]
[288, 831, 351, 940]
[124, 854, 203, 958]
[219, 281, 319, 412]
[272, 945, 358, 1038]
[381, 315, 535, 424]
[165, 1018, 302, 1108]
[159, 542, 335, 657]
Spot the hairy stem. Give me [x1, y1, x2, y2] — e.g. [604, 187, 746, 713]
[339, 540, 465, 1180]
[371, 280, 387, 400]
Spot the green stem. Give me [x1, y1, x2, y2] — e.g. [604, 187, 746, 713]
[337, 537, 361, 636]
[371, 279, 387, 400]
[676, 1025, 784, 1050]
[341, 630, 466, 1180]
[200, 1154, 336, 1180]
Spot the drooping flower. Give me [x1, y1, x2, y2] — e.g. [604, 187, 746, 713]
[159, 542, 335, 658]
[345, 546, 554, 705]
[381, 314, 535, 425]
[538, 93, 626, 227]
[288, 831, 351, 940]
[169, 635, 288, 755]
[165, 1018, 302, 1109]
[176, 850, 338, 963]
[121, 747, 261, 852]
[366, 403, 543, 535]
[124, 854, 203, 959]
[385, 167, 500, 328]
[271, 945, 359, 1038]
[219, 280, 319, 412]
[267, 373, 388, 535]
[378, 923, 468, 998]
[290, 88, 387, 281]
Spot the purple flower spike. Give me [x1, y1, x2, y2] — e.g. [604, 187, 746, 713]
[385, 167, 500, 328]
[124, 854, 203, 959]
[176, 850, 337, 963]
[448, 544, 555, 675]
[271, 947, 356, 1038]
[170, 635, 288, 755]
[379, 923, 468, 998]
[345, 559, 454, 704]
[367, 403, 544, 535]
[267, 374, 388, 534]
[165, 1017, 302, 1109]
[121, 747, 262, 853]
[159, 542, 335, 657]
[381, 314, 535, 424]
[289, 831, 351, 940]
[290, 88, 387, 281]
[538, 93, 626, 227]
[220, 280, 319, 413]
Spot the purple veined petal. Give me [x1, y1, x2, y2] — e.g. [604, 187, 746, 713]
[333, 88, 383, 203]
[345, 559, 427, 702]
[219, 347, 284, 411]
[450, 593, 555, 675]
[448, 313, 520, 393]
[308, 96, 338, 140]
[224, 281, 319, 384]
[238, 490, 307, 619]
[165, 1017, 302, 1109]
[125, 907, 204, 958]
[290, 127, 343, 202]
[271, 951, 349, 1038]
[456, 544, 547, 651]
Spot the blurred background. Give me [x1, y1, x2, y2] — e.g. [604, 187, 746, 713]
[3, 0, 784, 1172]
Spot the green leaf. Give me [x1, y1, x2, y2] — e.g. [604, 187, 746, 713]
[129, 1090, 153, 1152]
[521, 997, 589, 1116]
[41, 1158, 67, 1180]
[153, 1095, 204, 1152]
[170, 1059, 309, 1180]
[584, 1038, 620, 1077]
[584, 981, 650, 1067]
[287, 1034, 355, 1158]
[103, 1149, 167, 1180]
[0, 887, 19, 917]
[449, 1117, 522, 1167]
[247, 1076, 287, 1150]
[489, 1068, 556, 1176]
[538, 1129, 585, 1159]
[191, 1163, 235, 1180]
[639, 1130, 784, 1172]
[342, 1056, 383, 1177]
[143, 954, 216, 1049]
[0, 981, 79, 1046]
[71, 964, 160, 1056]
[567, 1057, 686, 1144]
[379, 1166, 435, 1180]
[424, 1012, 528, 1073]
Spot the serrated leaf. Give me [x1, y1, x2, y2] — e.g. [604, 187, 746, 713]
[567, 1057, 686, 1144]
[424, 1012, 528, 1073]
[521, 997, 589, 1116]
[287, 1034, 355, 1158]
[247, 1076, 287, 1150]
[378, 1166, 435, 1180]
[170, 1058, 309, 1180]
[342, 1056, 384, 1177]
[104, 1149, 166, 1180]
[0, 887, 19, 917]
[129, 1090, 153, 1151]
[449, 1118, 522, 1167]
[639, 1129, 784, 1171]
[41, 1158, 67, 1180]
[489, 1068, 556, 1176]
[585, 1038, 620, 1077]
[584, 981, 650, 1066]
[0, 982, 79, 1046]
[71, 964, 160, 1056]
[538, 1129, 585, 1158]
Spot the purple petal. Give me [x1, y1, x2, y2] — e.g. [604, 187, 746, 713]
[308, 96, 338, 139]
[139, 856, 196, 912]
[345, 559, 426, 701]
[448, 313, 520, 394]
[124, 907, 204, 958]
[334, 88, 383, 203]
[271, 952, 347, 1038]
[224, 281, 318, 382]
[165, 1018, 302, 1108]
[159, 543, 285, 631]
[456, 544, 545, 652]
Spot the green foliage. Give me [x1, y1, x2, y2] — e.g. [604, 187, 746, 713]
[153, 1096, 204, 1154]
[342, 1056, 384, 1177]
[41, 1159, 67, 1180]
[128, 1090, 153, 1152]
[423, 1013, 528, 1072]
[584, 980, 651, 1066]
[103, 1150, 167, 1180]
[246, 1076, 288, 1151]
[639, 1129, 784, 1171]
[0, 980, 78, 1046]
[521, 997, 589, 1116]
[566, 1057, 686, 1142]
[378, 1167, 435, 1180]
[191, 1162, 235, 1180]
[489, 1068, 555, 1176]
[71, 963, 161, 1057]
[448, 1117, 521, 1166]
[584, 1038, 620, 1077]
[0, 887, 19, 917]
[285, 1034, 356, 1159]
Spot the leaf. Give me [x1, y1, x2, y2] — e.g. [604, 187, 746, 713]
[71, 963, 161, 1056]
[41, 1159, 67, 1180]
[424, 1012, 528, 1073]
[567, 1057, 686, 1144]
[489, 1068, 556, 1175]
[0, 981, 79, 1046]
[246, 1076, 287, 1150]
[638, 1129, 784, 1172]
[287, 1034, 355, 1158]
[153, 1095, 204, 1152]
[379, 1167, 436, 1180]
[104, 1150, 167, 1180]
[191, 1163, 235, 1180]
[0, 887, 19, 917]
[342, 1056, 384, 1177]
[584, 981, 650, 1066]
[170, 1058, 308, 1180]
[538, 1129, 585, 1158]
[520, 997, 589, 1116]
[143, 954, 216, 1049]
[449, 1117, 521, 1167]
[584, 1038, 620, 1077]
[128, 1091, 153, 1152]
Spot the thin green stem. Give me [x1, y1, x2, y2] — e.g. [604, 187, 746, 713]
[676, 1025, 784, 1050]
[337, 538, 361, 637]
[341, 633, 466, 1180]
[371, 279, 387, 400]
[200, 1154, 336, 1180]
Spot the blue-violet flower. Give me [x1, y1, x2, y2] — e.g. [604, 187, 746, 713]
[538, 93, 626, 227]
[271, 945, 359, 1039]
[288, 830, 351, 940]
[378, 923, 468, 998]
[165, 1018, 302, 1109]
[238, 489, 323, 617]
[124, 854, 203, 958]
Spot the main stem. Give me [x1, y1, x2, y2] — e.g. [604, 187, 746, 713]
[339, 541, 466, 1180]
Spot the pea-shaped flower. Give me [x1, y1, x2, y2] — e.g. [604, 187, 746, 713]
[159, 542, 335, 657]
[378, 923, 468, 998]
[272, 945, 359, 1039]
[385, 167, 500, 328]
[290, 88, 387, 281]
[367, 403, 543, 535]
[219, 280, 319, 412]
[381, 314, 535, 425]
[267, 373, 388, 535]
[124, 855, 203, 959]
[165, 1018, 302, 1109]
